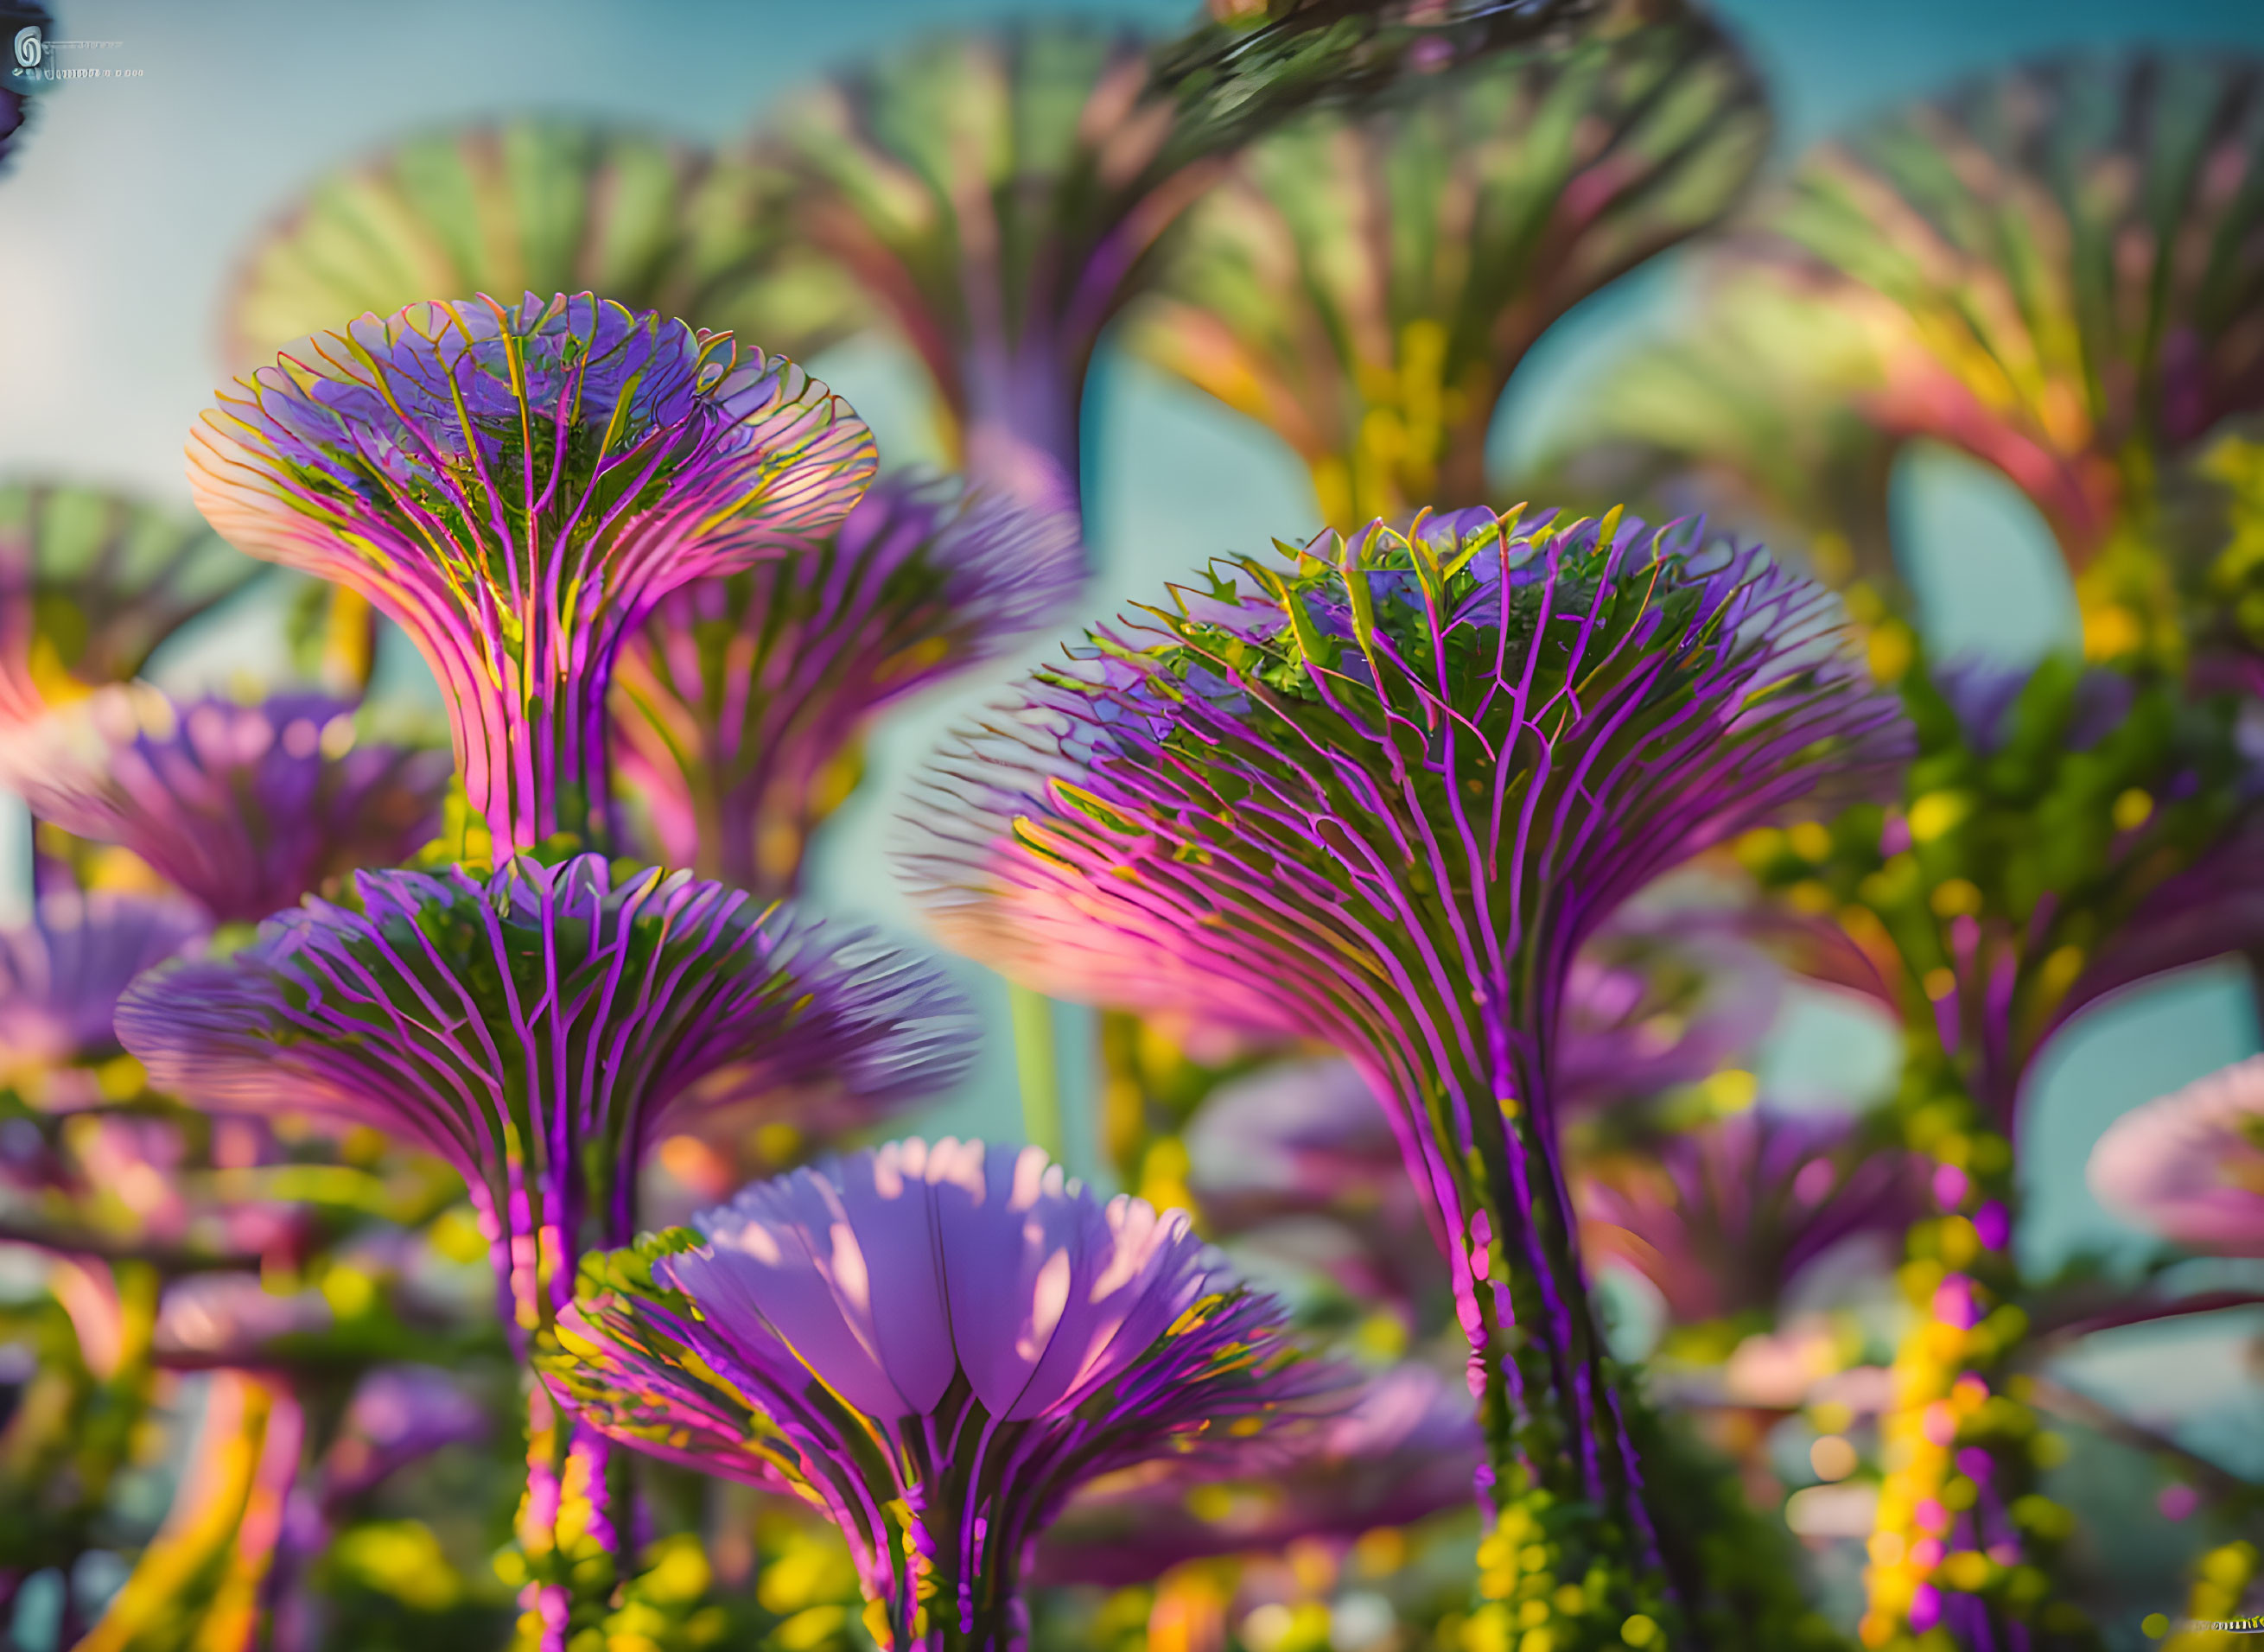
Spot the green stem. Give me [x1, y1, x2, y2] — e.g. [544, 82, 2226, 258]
[1008, 982, 1062, 1162]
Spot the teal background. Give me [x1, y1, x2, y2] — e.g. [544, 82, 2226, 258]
[0, 0, 2261, 1473]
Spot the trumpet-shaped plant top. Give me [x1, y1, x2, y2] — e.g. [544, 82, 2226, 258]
[114, 854, 970, 1342]
[909, 505, 1905, 1068]
[3, 689, 450, 925]
[1133, 5, 1766, 526]
[542, 1137, 1332, 1650]
[614, 471, 1082, 893]
[189, 291, 876, 862]
[1152, 0, 1621, 143]
[755, 26, 1174, 512]
[224, 118, 868, 373]
[1526, 265, 1906, 599]
[2090, 1056, 2264, 1257]
[1757, 51, 2264, 572]
[1743, 653, 2255, 1127]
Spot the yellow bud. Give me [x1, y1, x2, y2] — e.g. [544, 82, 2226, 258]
[1908, 791, 1969, 843]
[1941, 1550, 1989, 1591]
[1705, 1069, 1758, 1115]
[1928, 878, 1981, 918]
[320, 1265, 376, 1318]
[1869, 624, 1914, 683]
[1788, 880, 1836, 914]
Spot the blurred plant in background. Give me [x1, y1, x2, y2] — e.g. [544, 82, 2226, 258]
[0, 3, 2259, 1652]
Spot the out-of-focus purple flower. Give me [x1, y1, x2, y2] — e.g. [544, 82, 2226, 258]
[614, 472, 1082, 893]
[543, 1138, 1335, 1650]
[1578, 1108, 1919, 1327]
[0, 480, 258, 727]
[1931, 658, 2135, 758]
[2089, 1057, 2264, 1256]
[153, 1273, 335, 1365]
[0, 893, 205, 1102]
[188, 293, 876, 862]
[1035, 1360, 1479, 1586]
[2, 689, 449, 924]
[1186, 1058, 1444, 1315]
[903, 505, 1908, 1617]
[321, 1364, 491, 1505]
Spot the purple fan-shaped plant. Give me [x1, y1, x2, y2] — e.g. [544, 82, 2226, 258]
[1579, 1107, 1918, 1329]
[906, 505, 1908, 1631]
[541, 1137, 1333, 1652]
[322, 1364, 491, 1507]
[2090, 1057, 2264, 1257]
[613, 472, 1082, 893]
[0, 893, 205, 1106]
[3, 689, 449, 925]
[115, 854, 970, 1648]
[188, 292, 876, 863]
